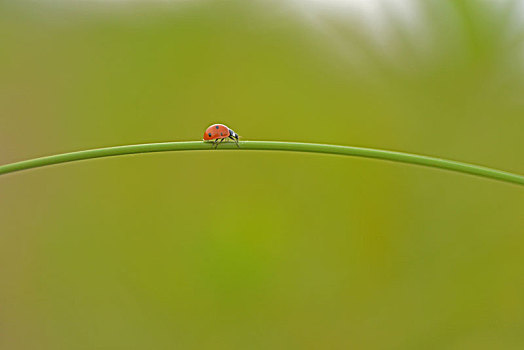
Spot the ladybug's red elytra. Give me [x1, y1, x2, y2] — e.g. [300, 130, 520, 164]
[203, 124, 239, 149]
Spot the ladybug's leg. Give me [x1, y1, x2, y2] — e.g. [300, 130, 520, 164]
[229, 135, 240, 148]
[214, 138, 225, 149]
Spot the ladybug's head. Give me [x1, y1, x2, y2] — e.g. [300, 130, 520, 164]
[228, 129, 239, 140]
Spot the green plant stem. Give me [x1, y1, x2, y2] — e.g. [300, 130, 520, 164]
[0, 141, 522, 185]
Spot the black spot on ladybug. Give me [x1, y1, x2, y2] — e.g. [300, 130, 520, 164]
[220, 132, 223, 136]
[208, 133, 212, 137]
[215, 126, 219, 129]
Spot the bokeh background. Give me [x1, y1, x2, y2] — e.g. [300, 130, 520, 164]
[1, 0, 523, 348]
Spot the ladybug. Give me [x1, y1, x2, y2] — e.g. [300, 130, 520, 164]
[203, 124, 239, 149]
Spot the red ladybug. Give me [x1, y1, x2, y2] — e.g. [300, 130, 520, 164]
[203, 124, 239, 149]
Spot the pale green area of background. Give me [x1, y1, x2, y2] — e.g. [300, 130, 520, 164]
[1, 0, 523, 349]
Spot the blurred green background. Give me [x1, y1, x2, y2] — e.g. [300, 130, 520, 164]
[1, 0, 523, 348]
